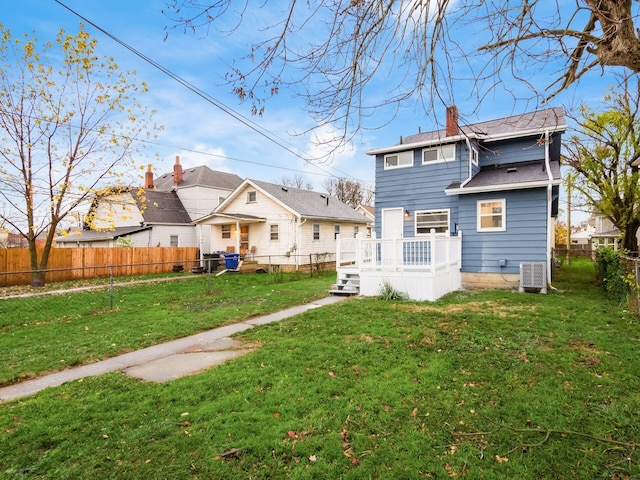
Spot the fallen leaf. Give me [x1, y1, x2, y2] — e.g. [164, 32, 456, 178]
[273, 412, 280, 419]
[495, 455, 509, 464]
[288, 430, 296, 437]
[352, 457, 360, 465]
[102, 434, 109, 439]
[329, 371, 335, 377]
[411, 407, 418, 417]
[309, 455, 317, 462]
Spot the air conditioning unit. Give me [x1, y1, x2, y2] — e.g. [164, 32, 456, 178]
[519, 262, 547, 294]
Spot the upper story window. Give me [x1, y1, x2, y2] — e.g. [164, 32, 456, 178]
[247, 191, 257, 203]
[312, 223, 320, 240]
[471, 147, 479, 166]
[384, 151, 413, 170]
[353, 225, 359, 238]
[270, 224, 279, 241]
[422, 144, 455, 164]
[477, 199, 506, 232]
[334, 224, 341, 240]
[415, 209, 449, 235]
[170, 235, 179, 247]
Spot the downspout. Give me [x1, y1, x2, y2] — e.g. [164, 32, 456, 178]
[544, 129, 554, 287]
[297, 217, 307, 270]
[460, 137, 474, 188]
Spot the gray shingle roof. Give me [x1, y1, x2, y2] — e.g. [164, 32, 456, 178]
[462, 160, 561, 189]
[56, 226, 151, 243]
[153, 165, 243, 191]
[137, 190, 192, 224]
[249, 180, 369, 223]
[402, 107, 566, 145]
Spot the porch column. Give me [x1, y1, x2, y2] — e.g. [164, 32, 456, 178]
[235, 220, 241, 254]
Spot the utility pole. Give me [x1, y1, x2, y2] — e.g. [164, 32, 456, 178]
[566, 181, 571, 266]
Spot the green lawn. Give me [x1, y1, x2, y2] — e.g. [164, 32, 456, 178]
[0, 271, 335, 385]
[1, 259, 638, 479]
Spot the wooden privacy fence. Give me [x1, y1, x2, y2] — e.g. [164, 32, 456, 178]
[0, 247, 199, 286]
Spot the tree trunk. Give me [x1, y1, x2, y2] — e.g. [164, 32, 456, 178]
[622, 221, 640, 255]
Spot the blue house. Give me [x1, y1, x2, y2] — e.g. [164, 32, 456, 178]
[334, 106, 565, 300]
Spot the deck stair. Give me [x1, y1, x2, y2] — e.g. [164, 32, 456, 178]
[329, 271, 360, 296]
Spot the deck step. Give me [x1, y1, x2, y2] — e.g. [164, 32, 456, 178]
[329, 273, 360, 296]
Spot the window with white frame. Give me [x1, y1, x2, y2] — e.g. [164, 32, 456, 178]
[415, 209, 449, 235]
[471, 146, 479, 166]
[422, 144, 455, 164]
[312, 223, 320, 240]
[221, 224, 231, 239]
[353, 225, 359, 238]
[170, 235, 179, 247]
[270, 224, 279, 241]
[247, 191, 257, 203]
[477, 199, 506, 232]
[334, 224, 340, 240]
[384, 151, 413, 170]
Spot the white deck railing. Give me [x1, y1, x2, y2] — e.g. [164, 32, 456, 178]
[336, 231, 462, 273]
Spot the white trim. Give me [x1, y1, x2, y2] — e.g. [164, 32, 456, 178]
[445, 179, 561, 195]
[366, 124, 566, 156]
[421, 144, 455, 164]
[414, 208, 450, 235]
[383, 151, 413, 170]
[477, 199, 506, 232]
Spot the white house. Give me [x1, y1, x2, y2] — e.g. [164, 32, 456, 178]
[195, 179, 369, 268]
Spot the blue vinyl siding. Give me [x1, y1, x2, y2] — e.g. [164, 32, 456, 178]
[458, 189, 549, 273]
[374, 143, 468, 237]
[479, 136, 546, 167]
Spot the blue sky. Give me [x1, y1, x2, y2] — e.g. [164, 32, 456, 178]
[2, 1, 627, 222]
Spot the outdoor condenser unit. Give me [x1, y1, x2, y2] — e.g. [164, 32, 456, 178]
[519, 262, 547, 294]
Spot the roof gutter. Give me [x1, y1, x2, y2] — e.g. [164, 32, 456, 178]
[445, 178, 562, 196]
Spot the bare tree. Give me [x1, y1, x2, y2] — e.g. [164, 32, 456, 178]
[564, 78, 640, 252]
[0, 25, 157, 286]
[281, 175, 314, 190]
[163, 1, 640, 142]
[323, 178, 374, 209]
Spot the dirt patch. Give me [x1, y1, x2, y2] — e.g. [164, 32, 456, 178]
[395, 301, 536, 318]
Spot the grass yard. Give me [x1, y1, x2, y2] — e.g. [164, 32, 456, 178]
[0, 271, 335, 385]
[1, 259, 639, 479]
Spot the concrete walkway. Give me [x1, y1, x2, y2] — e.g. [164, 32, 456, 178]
[0, 295, 348, 403]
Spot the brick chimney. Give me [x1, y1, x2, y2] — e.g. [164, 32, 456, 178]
[173, 155, 183, 186]
[446, 105, 459, 136]
[144, 164, 154, 189]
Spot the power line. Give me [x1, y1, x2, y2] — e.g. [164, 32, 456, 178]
[53, 0, 362, 183]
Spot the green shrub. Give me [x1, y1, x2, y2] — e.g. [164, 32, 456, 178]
[595, 248, 629, 303]
[377, 280, 408, 300]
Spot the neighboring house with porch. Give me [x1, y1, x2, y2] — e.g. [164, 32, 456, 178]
[195, 179, 369, 269]
[335, 106, 565, 300]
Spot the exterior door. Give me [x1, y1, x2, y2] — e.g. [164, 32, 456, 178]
[381, 208, 404, 265]
[382, 208, 404, 238]
[240, 225, 249, 255]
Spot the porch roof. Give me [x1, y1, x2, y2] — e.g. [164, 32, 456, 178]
[202, 213, 266, 225]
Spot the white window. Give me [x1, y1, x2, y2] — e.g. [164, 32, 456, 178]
[313, 223, 320, 240]
[471, 147, 479, 166]
[170, 235, 179, 247]
[221, 224, 231, 239]
[247, 191, 257, 203]
[415, 209, 449, 235]
[270, 224, 279, 241]
[334, 224, 341, 240]
[422, 144, 455, 164]
[353, 225, 359, 238]
[477, 199, 506, 232]
[384, 151, 413, 170]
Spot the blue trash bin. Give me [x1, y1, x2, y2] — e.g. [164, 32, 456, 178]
[224, 253, 240, 270]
